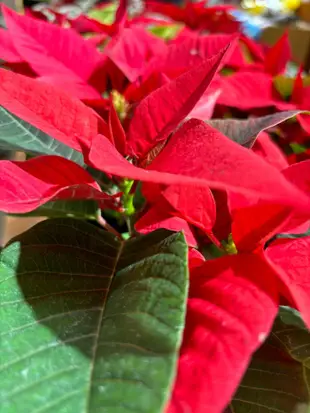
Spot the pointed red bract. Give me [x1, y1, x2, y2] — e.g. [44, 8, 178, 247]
[0, 69, 107, 153]
[107, 26, 166, 82]
[188, 89, 221, 120]
[172, 31, 244, 69]
[252, 132, 289, 170]
[0, 156, 115, 213]
[145, 1, 238, 32]
[145, 2, 186, 23]
[240, 35, 265, 62]
[2, 5, 104, 82]
[144, 34, 238, 79]
[162, 185, 216, 236]
[114, 0, 128, 29]
[216, 71, 295, 111]
[127, 46, 231, 159]
[38, 75, 101, 100]
[0, 28, 22, 63]
[279, 160, 310, 232]
[230, 158, 310, 251]
[264, 32, 291, 76]
[139, 182, 217, 240]
[282, 159, 310, 195]
[135, 203, 198, 247]
[265, 237, 310, 328]
[149, 120, 310, 209]
[124, 71, 169, 103]
[231, 199, 293, 252]
[88, 120, 310, 210]
[292, 68, 304, 104]
[188, 248, 205, 269]
[108, 98, 127, 156]
[168, 253, 278, 413]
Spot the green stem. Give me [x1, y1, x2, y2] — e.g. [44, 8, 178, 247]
[120, 179, 136, 235]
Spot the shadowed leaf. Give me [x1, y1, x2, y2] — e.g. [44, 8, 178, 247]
[0, 219, 188, 413]
[230, 306, 310, 413]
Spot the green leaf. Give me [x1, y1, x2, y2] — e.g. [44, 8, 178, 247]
[274, 75, 295, 99]
[230, 306, 310, 413]
[0, 218, 188, 413]
[88, 4, 117, 25]
[274, 75, 310, 99]
[0, 107, 83, 164]
[9, 199, 100, 220]
[290, 142, 307, 154]
[149, 24, 182, 40]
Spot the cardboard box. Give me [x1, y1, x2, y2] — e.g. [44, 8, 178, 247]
[297, 1, 310, 23]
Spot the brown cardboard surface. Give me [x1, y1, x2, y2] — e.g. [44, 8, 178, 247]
[297, 2, 310, 23]
[0, 152, 45, 246]
[2, 216, 46, 245]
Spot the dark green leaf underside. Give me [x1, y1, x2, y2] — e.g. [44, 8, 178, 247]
[230, 306, 310, 413]
[208, 110, 302, 148]
[0, 218, 189, 413]
[0, 106, 83, 164]
[9, 199, 99, 220]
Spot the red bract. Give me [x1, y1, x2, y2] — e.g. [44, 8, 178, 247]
[106, 26, 166, 83]
[264, 32, 291, 76]
[107, 97, 127, 155]
[0, 28, 22, 63]
[290, 70, 310, 134]
[86, 120, 310, 210]
[265, 236, 310, 326]
[143, 33, 239, 79]
[252, 131, 289, 170]
[1, 5, 104, 99]
[216, 71, 295, 111]
[170, 30, 245, 69]
[145, 0, 239, 32]
[230, 160, 310, 251]
[135, 202, 198, 247]
[0, 155, 118, 213]
[136, 183, 217, 245]
[0, 62, 308, 214]
[168, 253, 278, 413]
[166, 162, 310, 413]
[69, 14, 115, 35]
[0, 68, 107, 152]
[127, 45, 231, 159]
[2, 5, 104, 80]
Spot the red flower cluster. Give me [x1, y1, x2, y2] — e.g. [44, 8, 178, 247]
[0, 2, 309, 412]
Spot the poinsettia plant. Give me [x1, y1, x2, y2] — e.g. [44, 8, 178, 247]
[1, 2, 310, 413]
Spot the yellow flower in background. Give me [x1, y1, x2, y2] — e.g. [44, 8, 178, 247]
[241, 0, 300, 14]
[283, 0, 301, 11]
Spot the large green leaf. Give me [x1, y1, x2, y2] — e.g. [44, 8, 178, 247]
[0, 106, 83, 164]
[229, 306, 310, 413]
[0, 218, 188, 413]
